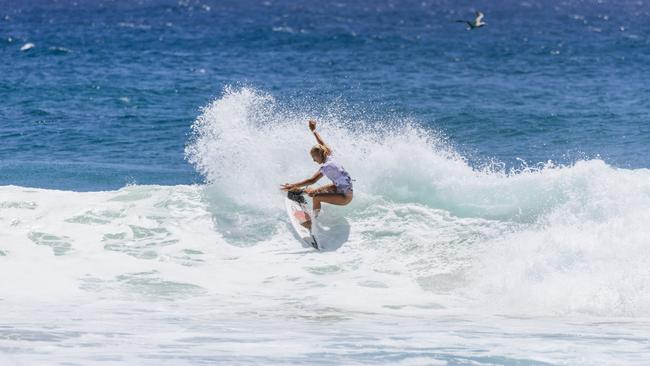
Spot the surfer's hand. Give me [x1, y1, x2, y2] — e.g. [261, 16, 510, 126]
[308, 120, 317, 131]
[305, 187, 315, 197]
[281, 183, 295, 191]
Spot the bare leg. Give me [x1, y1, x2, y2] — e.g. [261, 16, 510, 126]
[299, 185, 353, 230]
[312, 191, 353, 211]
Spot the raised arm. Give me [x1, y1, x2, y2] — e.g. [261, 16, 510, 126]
[309, 120, 330, 152]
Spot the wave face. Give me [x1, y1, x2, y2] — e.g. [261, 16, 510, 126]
[2, 87, 650, 320]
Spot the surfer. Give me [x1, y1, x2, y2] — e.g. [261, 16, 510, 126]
[281, 120, 353, 226]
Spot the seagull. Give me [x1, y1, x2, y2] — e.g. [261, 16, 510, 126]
[456, 11, 486, 30]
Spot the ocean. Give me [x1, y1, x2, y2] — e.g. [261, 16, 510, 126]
[1, 0, 650, 365]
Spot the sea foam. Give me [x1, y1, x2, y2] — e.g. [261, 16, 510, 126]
[1, 87, 649, 318]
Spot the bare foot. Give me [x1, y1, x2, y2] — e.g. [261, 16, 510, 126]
[293, 210, 312, 230]
[300, 220, 312, 230]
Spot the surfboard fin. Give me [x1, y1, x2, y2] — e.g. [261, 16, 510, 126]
[310, 235, 319, 250]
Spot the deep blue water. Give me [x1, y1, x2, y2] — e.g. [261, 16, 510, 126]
[2, 0, 649, 190]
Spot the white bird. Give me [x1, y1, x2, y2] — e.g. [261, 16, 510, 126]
[456, 11, 487, 30]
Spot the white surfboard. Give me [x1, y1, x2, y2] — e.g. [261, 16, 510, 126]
[284, 192, 319, 250]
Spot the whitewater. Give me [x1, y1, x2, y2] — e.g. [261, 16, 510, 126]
[2, 88, 650, 365]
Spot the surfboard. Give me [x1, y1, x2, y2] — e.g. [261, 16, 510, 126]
[285, 191, 319, 250]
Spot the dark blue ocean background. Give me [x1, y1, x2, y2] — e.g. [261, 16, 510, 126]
[2, 0, 649, 191]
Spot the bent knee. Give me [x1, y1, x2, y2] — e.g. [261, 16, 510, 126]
[342, 192, 353, 204]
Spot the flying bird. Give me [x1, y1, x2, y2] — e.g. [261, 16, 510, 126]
[456, 11, 487, 30]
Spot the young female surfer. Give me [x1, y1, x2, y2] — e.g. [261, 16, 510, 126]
[281, 120, 353, 225]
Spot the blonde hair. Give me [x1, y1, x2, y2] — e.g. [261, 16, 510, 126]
[310, 144, 331, 159]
